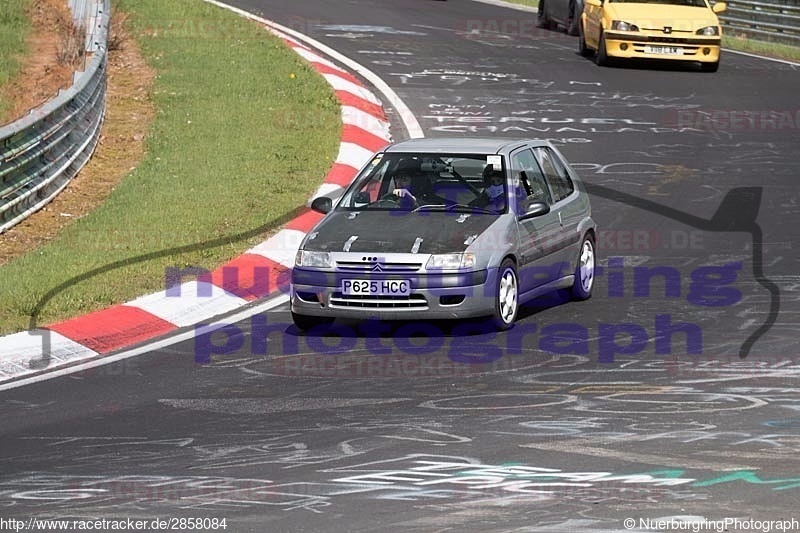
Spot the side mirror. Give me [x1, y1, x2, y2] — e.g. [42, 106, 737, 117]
[354, 191, 370, 204]
[712, 1, 726, 13]
[310, 197, 332, 214]
[585, 0, 602, 7]
[519, 201, 551, 220]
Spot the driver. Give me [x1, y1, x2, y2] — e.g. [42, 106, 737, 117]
[392, 173, 418, 206]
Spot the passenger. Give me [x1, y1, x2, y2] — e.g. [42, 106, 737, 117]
[484, 170, 506, 209]
[471, 167, 507, 211]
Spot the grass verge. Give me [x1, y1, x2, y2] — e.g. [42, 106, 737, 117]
[0, 0, 340, 334]
[0, 0, 31, 121]
[497, 0, 539, 7]
[722, 35, 800, 62]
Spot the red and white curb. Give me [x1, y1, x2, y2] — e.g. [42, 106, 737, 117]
[0, 8, 418, 387]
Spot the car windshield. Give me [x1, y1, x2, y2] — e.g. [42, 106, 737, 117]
[609, 0, 708, 5]
[337, 153, 508, 213]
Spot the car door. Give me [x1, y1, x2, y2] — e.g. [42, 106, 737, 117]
[553, 0, 570, 26]
[532, 146, 581, 280]
[510, 147, 564, 294]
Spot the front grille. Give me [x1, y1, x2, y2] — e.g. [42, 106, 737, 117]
[641, 28, 692, 35]
[653, 37, 694, 44]
[329, 293, 428, 309]
[336, 260, 423, 274]
[608, 32, 720, 45]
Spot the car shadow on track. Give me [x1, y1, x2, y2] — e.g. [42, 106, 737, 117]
[574, 51, 717, 72]
[284, 290, 571, 340]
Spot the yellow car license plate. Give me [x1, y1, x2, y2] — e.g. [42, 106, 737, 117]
[645, 45, 683, 55]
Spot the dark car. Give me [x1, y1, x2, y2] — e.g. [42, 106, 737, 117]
[291, 138, 597, 332]
[538, 0, 583, 35]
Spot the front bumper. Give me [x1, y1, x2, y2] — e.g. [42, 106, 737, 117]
[291, 267, 498, 320]
[604, 32, 721, 62]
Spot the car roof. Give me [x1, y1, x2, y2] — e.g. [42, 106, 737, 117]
[384, 137, 546, 155]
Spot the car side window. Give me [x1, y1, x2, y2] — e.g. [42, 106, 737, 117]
[344, 159, 389, 207]
[510, 148, 553, 212]
[533, 147, 574, 203]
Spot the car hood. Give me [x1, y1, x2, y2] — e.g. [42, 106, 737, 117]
[605, 4, 718, 31]
[302, 210, 500, 254]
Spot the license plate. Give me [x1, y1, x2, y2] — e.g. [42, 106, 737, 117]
[645, 45, 682, 55]
[342, 279, 411, 296]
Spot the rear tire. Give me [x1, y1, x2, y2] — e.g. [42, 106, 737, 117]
[291, 312, 335, 332]
[491, 259, 519, 331]
[537, 0, 554, 29]
[567, 1, 580, 36]
[571, 234, 595, 300]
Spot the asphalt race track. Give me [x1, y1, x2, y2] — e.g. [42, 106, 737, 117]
[1, 0, 800, 531]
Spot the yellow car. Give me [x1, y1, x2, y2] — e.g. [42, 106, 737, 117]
[579, 0, 726, 72]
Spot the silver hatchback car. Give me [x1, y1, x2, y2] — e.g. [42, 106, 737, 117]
[291, 138, 597, 331]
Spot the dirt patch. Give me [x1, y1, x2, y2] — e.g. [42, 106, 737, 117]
[1, 0, 81, 124]
[0, 8, 156, 264]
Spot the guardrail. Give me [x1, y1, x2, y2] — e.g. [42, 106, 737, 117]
[720, 0, 800, 46]
[0, 0, 110, 233]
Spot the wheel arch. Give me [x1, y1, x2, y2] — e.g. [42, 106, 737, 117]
[577, 216, 597, 243]
[502, 253, 518, 268]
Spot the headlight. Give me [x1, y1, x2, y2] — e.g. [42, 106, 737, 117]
[426, 252, 476, 270]
[696, 25, 719, 36]
[611, 20, 639, 31]
[295, 250, 332, 268]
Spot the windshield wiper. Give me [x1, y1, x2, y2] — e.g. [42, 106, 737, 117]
[411, 204, 448, 213]
[412, 203, 495, 214]
[444, 203, 494, 214]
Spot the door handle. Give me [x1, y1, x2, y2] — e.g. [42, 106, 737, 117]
[558, 212, 563, 226]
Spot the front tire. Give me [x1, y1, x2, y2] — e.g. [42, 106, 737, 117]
[578, 24, 591, 57]
[571, 234, 596, 300]
[595, 30, 609, 66]
[491, 259, 519, 331]
[291, 312, 335, 332]
[701, 60, 719, 72]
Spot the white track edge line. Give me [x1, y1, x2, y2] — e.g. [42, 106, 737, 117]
[723, 48, 800, 67]
[0, 295, 290, 392]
